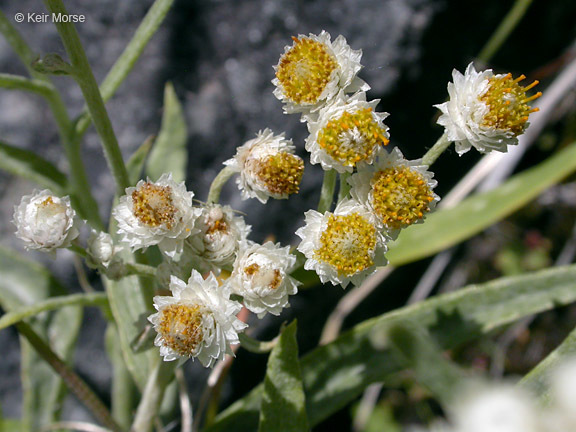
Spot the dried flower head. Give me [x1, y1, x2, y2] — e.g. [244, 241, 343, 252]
[349, 147, 439, 238]
[273, 31, 369, 119]
[13, 189, 80, 254]
[148, 271, 247, 367]
[306, 91, 389, 173]
[113, 173, 200, 257]
[296, 199, 388, 288]
[186, 204, 251, 271]
[229, 241, 299, 318]
[224, 129, 304, 203]
[435, 63, 541, 155]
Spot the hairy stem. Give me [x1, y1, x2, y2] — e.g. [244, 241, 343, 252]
[422, 133, 451, 167]
[207, 166, 235, 204]
[317, 169, 337, 213]
[44, 0, 130, 194]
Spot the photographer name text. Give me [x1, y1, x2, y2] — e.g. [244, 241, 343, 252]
[14, 12, 86, 23]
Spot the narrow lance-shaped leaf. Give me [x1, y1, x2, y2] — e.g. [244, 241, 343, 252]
[146, 82, 188, 182]
[207, 264, 576, 431]
[0, 247, 82, 431]
[258, 320, 309, 432]
[0, 141, 68, 195]
[388, 141, 576, 266]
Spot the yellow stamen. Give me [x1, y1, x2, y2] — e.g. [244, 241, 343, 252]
[371, 165, 435, 230]
[158, 304, 205, 357]
[276, 36, 338, 104]
[250, 152, 304, 196]
[314, 212, 377, 276]
[317, 108, 388, 167]
[131, 183, 176, 229]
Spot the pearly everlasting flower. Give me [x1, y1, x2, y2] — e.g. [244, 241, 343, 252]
[224, 129, 304, 203]
[148, 270, 247, 367]
[349, 147, 439, 239]
[13, 189, 80, 254]
[229, 241, 299, 318]
[86, 230, 123, 270]
[186, 204, 251, 271]
[435, 63, 541, 155]
[296, 198, 388, 288]
[273, 31, 369, 119]
[451, 385, 540, 432]
[113, 173, 200, 258]
[306, 91, 389, 173]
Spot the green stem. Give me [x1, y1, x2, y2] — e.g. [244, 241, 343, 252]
[317, 169, 337, 213]
[74, 0, 175, 140]
[239, 333, 279, 354]
[207, 166, 235, 204]
[0, 293, 108, 331]
[68, 243, 88, 258]
[44, 0, 130, 194]
[338, 172, 351, 203]
[422, 133, 451, 167]
[124, 262, 157, 278]
[0, 73, 53, 96]
[477, 0, 534, 64]
[131, 358, 176, 432]
[0, 10, 102, 228]
[15, 322, 121, 432]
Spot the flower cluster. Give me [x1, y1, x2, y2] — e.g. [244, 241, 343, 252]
[11, 32, 542, 370]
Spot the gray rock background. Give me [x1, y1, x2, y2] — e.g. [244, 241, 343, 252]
[1, 0, 575, 429]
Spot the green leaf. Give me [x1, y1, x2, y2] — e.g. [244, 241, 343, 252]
[0, 292, 107, 331]
[258, 321, 309, 432]
[0, 141, 68, 195]
[387, 321, 467, 406]
[208, 264, 576, 431]
[388, 141, 576, 266]
[146, 82, 187, 182]
[520, 324, 576, 404]
[0, 247, 82, 431]
[127, 135, 155, 184]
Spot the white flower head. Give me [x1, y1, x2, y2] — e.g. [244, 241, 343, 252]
[306, 91, 390, 173]
[451, 385, 540, 432]
[296, 198, 388, 288]
[273, 30, 370, 119]
[224, 129, 304, 203]
[186, 204, 251, 271]
[148, 271, 247, 367]
[349, 147, 439, 239]
[86, 230, 123, 270]
[13, 189, 80, 254]
[113, 173, 200, 258]
[435, 63, 541, 155]
[229, 241, 300, 318]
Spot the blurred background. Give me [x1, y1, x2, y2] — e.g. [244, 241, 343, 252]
[1, 0, 576, 429]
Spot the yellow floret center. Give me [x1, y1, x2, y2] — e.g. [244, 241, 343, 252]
[244, 261, 283, 290]
[314, 212, 376, 276]
[252, 152, 304, 196]
[479, 73, 541, 136]
[131, 183, 176, 229]
[318, 108, 389, 167]
[37, 196, 65, 217]
[158, 303, 205, 357]
[276, 36, 338, 104]
[371, 165, 435, 230]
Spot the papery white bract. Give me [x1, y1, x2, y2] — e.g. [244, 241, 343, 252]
[113, 173, 200, 258]
[349, 147, 439, 239]
[224, 129, 304, 203]
[296, 198, 388, 288]
[451, 385, 540, 432]
[148, 271, 247, 367]
[86, 230, 122, 269]
[186, 204, 251, 271]
[435, 63, 541, 155]
[229, 241, 299, 318]
[306, 91, 389, 173]
[13, 189, 80, 254]
[273, 30, 369, 119]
